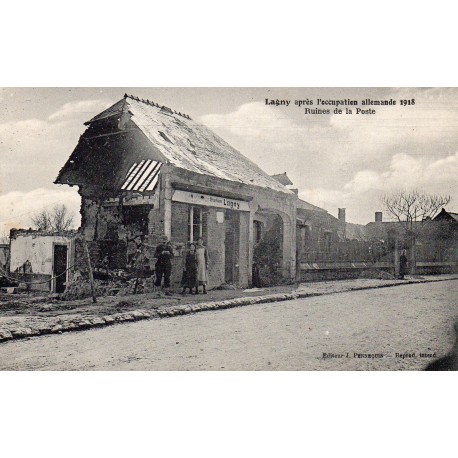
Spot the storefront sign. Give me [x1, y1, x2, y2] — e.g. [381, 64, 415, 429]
[172, 190, 250, 211]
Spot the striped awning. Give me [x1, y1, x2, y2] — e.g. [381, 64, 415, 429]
[121, 160, 162, 192]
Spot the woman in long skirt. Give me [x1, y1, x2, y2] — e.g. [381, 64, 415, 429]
[181, 243, 198, 294]
[195, 237, 209, 294]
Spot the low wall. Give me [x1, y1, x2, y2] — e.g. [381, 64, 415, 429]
[416, 262, 458, 275]
[300, 261, 457, 282]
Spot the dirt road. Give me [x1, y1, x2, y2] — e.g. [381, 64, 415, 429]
[0, 280, 456, 370]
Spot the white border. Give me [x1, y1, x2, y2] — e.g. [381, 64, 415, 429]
[1, 2, 456, 457]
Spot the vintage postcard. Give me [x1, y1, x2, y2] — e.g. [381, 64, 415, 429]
[0, 87, 456, 370]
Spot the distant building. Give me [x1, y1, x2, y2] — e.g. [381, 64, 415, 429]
[9, 229, 76, 292]
[365, 210, 458, 274]
[433, 208, 458, 223]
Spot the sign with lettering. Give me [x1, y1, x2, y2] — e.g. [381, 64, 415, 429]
[172, 190, 250, 211]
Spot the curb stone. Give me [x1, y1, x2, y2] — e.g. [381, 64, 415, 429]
[38, 325, 53, 335]
[90, 317, 106, 326]
[78, 319, 92, 329]
[1, 276, 457, 343]
[51, 325, 64, 334]
[0, 329, 13, 342]
[11, 327, 36, 338]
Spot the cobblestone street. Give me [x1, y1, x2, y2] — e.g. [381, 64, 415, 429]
[0, 280, 456, 370]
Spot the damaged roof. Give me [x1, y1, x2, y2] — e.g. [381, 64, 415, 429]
[58, 95, 292, 194]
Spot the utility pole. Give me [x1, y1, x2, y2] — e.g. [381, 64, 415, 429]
[82, 236, 97, 303]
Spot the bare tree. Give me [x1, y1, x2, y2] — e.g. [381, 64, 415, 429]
[32, 209, 52, 231]
[51, 204, 75, 231]
[32, 204, 75, 232]
[382, 190, 451, 274]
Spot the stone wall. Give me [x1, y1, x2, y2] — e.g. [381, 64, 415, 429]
[297, 208, 340, 260]
[206, 207, 226, 287]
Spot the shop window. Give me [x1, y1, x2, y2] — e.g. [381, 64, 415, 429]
[188, 206, 203, 242]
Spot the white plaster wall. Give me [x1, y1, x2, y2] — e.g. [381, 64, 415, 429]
[0, 246, 9, 271]
[10, 235, 72, 275]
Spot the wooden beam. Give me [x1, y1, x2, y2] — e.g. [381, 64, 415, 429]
[82, 236, 97, 304]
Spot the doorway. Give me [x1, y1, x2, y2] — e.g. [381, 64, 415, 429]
[53, 244, 68, 293]
[225, 210, 240, 284]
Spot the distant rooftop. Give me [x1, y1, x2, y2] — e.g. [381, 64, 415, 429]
[433, 208, 458, 222]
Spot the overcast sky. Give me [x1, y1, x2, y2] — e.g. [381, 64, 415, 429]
[1, 87, 457, 234]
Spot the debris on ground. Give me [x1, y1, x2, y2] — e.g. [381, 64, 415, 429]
[214, 283, 239, 290]
[62, 275, 159, 300]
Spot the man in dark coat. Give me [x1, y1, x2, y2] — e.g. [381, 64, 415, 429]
[154, 236, 174, 288]
[399, 249, 408, 279]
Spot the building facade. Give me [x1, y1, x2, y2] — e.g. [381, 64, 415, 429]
[9, 229, 76, 292]
[56, 95, 297, 288]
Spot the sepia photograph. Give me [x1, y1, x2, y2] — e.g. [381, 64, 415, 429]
[1, 3, 457, 457]
[0, 87, 456, 371]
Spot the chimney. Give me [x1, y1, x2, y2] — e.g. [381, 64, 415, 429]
[375, 212, 383, 222]
[338, 208, 346, 223]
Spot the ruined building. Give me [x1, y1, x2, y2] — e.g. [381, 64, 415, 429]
[55, 95, 297, 288]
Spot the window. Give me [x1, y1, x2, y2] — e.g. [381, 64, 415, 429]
[188, 206, 203, 242]
[253, 220, 263, 244]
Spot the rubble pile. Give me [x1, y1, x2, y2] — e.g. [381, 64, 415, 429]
[62, 275, 157, 300]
